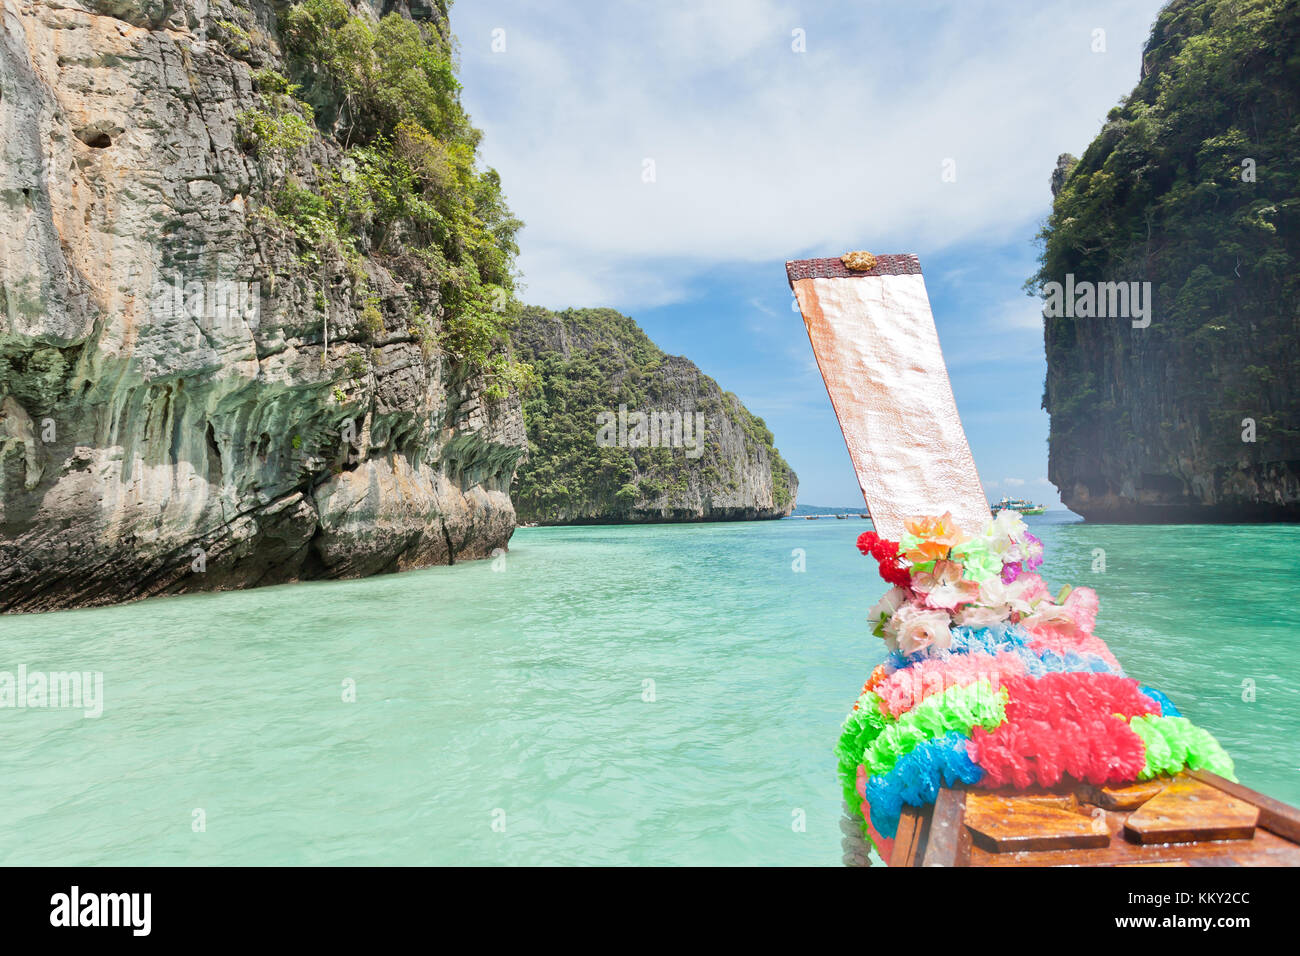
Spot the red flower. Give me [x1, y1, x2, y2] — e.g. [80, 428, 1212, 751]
[859, 531, 910, 586]
[857, 531, 901, 563]
[874, 538, 900, 561]
[878, 558, 912, 589]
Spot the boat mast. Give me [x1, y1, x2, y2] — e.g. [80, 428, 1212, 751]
[787, 254, 990, 539]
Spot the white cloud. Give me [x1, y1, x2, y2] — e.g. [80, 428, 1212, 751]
[457, 1, 1166, 308]
[1003, 477, 1026, 487]
[994, 296, 1048, 333]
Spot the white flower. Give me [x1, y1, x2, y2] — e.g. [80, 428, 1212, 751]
[954, 604, 1009, 628]
[868, 586, 907, 628]
[870, 587, 908, 651]
[982, 511, 1027, 560]
[977, 578, 1033, 615]
[889, 603, 954, 657]
[991, 510, 1027, 539]
[924, 582, 974, 611]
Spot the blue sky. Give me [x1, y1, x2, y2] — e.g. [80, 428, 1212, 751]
[452, 0, 1168, 506]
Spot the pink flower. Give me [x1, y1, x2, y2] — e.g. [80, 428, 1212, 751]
[1007, 573, 1051, 606]
[1020, 586, 1099, 638]
[923, 581, 980, 611]
[1063, 586, 1099, 633]
[1020, 602, 1079, 636]
[911, 559, 979, 611]
[911, 558, 960, 589]
[875, 650, 1026, 716]
[1022, 532, 1044, 570]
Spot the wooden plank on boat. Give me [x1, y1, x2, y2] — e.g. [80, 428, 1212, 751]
[1087, 778, 1168, 811]
[921, 788, 968, 866]
[1124, 777, 1258, 845]
[1189, 770, 1300, 844]
[1123, 861, 1190, 867]
[890, 806, 927, 867]
[965, 793, 1110, 853]
[982, 788, 1079, 811]
[970, 802, 1300, 867]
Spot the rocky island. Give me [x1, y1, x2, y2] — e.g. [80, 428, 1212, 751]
[511, 306, 797, 524]
[0, 0, 798, 611]
[1034, 0, 1299, 522]
[1, 0, 530, 612]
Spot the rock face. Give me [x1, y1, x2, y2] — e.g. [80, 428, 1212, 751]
[1035, 0, 1300, 522]
[0, 0, 525, 611]
[511, 306, 797, 524]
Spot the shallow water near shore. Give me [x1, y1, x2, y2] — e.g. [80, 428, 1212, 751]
[1, 513, 1297, 865]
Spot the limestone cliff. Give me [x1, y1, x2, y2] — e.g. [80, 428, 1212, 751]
[511, 306, 797, 524]
[0, 0, 526, 611]
[1034, 0, 1300, 521]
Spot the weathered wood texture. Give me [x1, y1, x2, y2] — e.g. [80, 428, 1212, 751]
[882, 772, 1300, 867]
[890, 806, 929, 867]
[921, 789, 970, 866]
[966, 793, 1110, 852]
[1124, 777, 1258, 845]
[1087, 779, 1169, 811]
[1191, 770, 1300, 844]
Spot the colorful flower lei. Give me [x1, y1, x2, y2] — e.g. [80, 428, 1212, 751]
[839, 511, 1234, 859]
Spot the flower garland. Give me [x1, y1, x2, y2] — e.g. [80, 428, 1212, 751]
[1130, 714, 1234, 780]
[861, 680, 1006, 777]
[838, 511, 1236, 858]
[967, 672, 1156, 789]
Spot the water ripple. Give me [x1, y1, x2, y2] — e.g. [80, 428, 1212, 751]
[1, 516, 1296, 864]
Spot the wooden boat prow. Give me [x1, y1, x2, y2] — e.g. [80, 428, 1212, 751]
[789, 252, 1300, 867]
[892, 771, 1300, 867]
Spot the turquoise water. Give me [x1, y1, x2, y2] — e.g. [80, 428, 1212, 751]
[1, 514, 1297, 865]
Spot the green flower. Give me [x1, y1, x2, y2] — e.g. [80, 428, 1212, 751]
[952, 539, 1002, 583]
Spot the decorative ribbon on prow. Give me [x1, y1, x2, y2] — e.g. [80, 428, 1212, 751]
[786, 253, 990, 539]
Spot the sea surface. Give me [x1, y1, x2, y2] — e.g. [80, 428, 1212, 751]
[1, 513, 1297, 865]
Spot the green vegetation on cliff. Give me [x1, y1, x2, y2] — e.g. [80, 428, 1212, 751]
[1030, 0, 1300, 517]
[511, 307, 796, 524]
[240, 0, 528, 396]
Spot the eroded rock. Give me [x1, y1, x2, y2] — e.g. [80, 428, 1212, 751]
[0, 0, 526, 611]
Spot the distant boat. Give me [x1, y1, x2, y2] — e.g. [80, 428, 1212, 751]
[803, 515, 819, 520]
[990, 496, 1046, 516]
[859, 514, 870, 519]
[835, 514, 848, 519]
